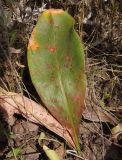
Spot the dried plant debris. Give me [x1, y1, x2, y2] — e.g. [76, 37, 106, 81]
[0, 0, 122, 160]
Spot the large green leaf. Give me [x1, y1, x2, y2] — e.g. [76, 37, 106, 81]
[27, 9, 86, 152]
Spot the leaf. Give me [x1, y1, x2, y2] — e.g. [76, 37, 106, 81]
[6, 147, 22, 158]
[43, 145, 61, 160]
[27, 9, 86, 152]
[0, 87, 75, 148]
[0, 91, 118, 157]
[111, 123, 122, 142]
[83, 104, 118, 125]
[38, 132, 46, 146]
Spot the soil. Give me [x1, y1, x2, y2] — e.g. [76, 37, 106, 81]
[0, 0, 122, 160]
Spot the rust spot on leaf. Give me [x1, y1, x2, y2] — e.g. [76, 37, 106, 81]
[50, 75, 56, 81]
[28, 31, 39, 51]
[48, 45, 57, 54]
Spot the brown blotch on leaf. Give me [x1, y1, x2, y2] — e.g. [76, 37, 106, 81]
[70, 92, 85, 108]
[73, 94, 82, 103]
[50, 75, 56, 81]
[46, 63, 52, 69]
[65, 55, 72, 62]
[64, 55, 72, 68]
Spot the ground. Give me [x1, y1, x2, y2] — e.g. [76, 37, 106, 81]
[0, 0, 122, 160]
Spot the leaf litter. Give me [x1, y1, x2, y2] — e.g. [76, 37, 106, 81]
[0, 0, 122, 159]
[0, 87, 119, 156]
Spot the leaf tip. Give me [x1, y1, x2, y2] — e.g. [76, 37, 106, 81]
[44, 9, 64, 16]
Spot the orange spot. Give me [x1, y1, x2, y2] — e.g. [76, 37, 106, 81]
[48, 45, 57, 53]
[44, 9, 64, 16]
[28, 31, 39, 51]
